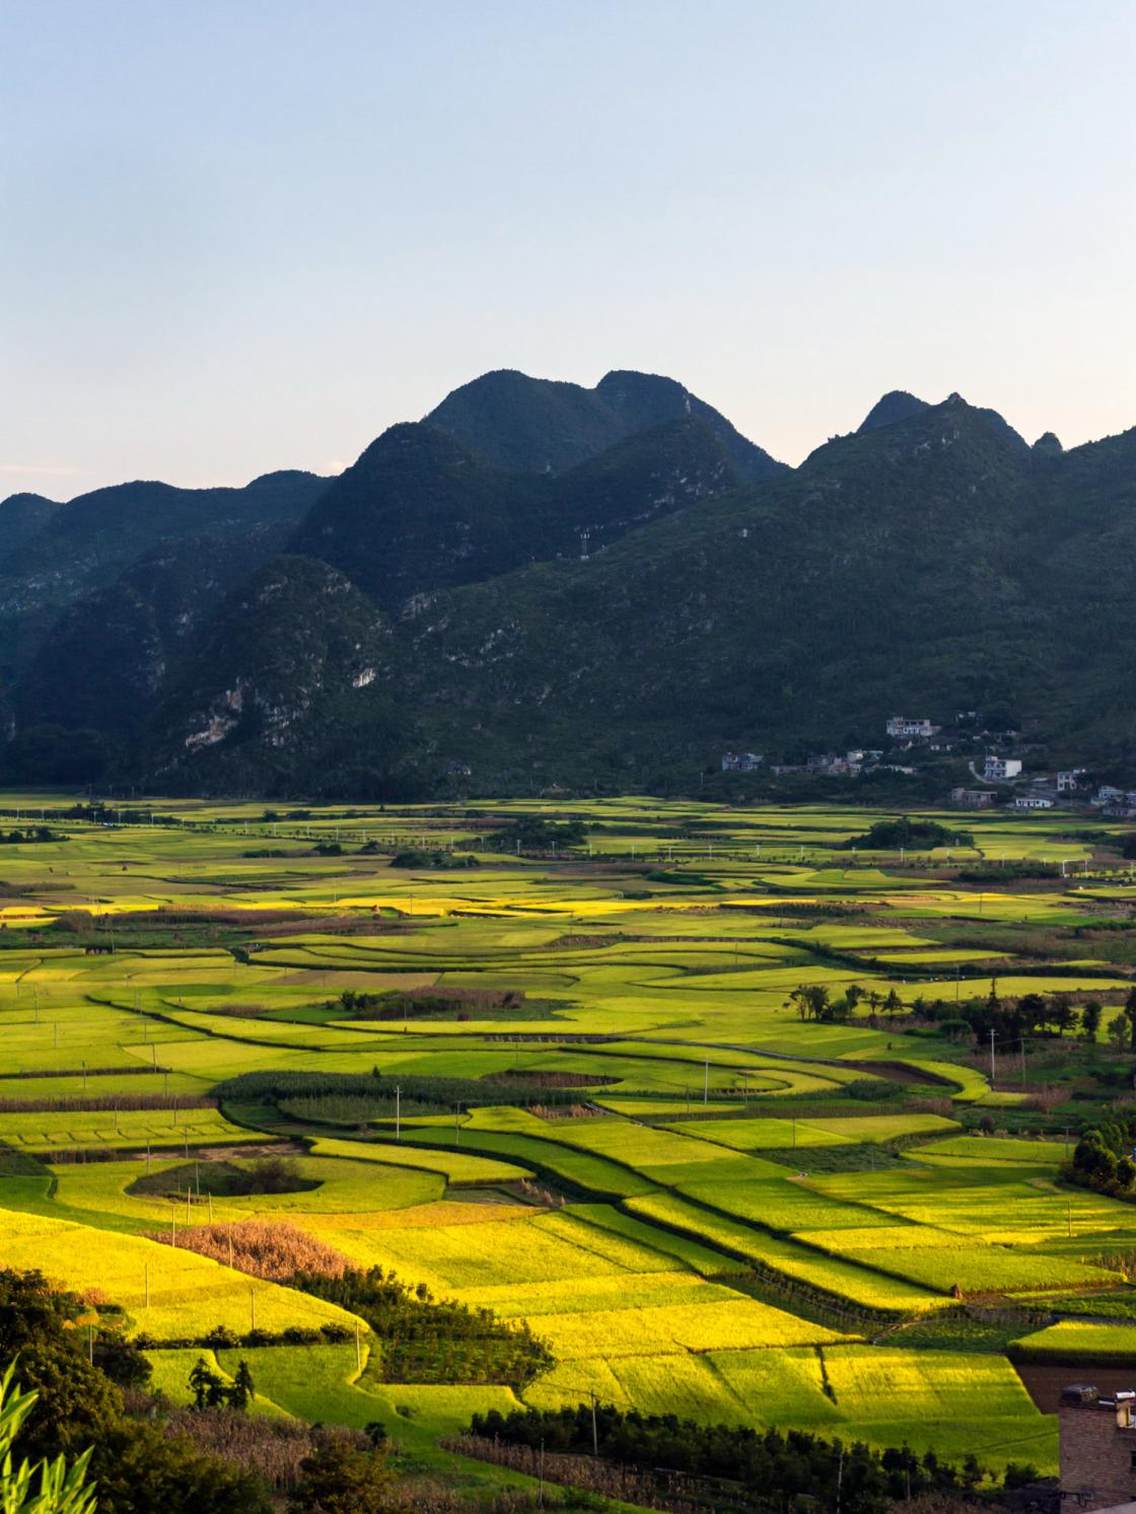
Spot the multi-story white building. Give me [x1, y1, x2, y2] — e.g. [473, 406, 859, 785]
[886, 717, 936, 738]
[983, 755, 1023, 781]
[721, 752, 763, 773]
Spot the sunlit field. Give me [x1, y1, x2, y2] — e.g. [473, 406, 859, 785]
[2, 791, 1136, 1487]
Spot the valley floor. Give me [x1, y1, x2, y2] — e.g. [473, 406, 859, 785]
[2, 793, 1135, 1498]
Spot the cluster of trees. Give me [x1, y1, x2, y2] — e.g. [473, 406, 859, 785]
[1069, 1118, 1136, 1195]
[134, 1156, 313, 1201]
[0, 1268, 271, 1512]
[188, 1359, 255, 1412]
[0, 826, 57, 845]
[389, 848, 478, 868]
[842, 817, 973, 851]
[219, 1067, 582, 1118]
[926, 983, 1135, 1049]
[330, 987, 521, 1022]
[785, 982, 903, 1022]
[467, 1403, 1020, 1514]
[299, 1265, 553, 1388]
[483, 817, 587, 854]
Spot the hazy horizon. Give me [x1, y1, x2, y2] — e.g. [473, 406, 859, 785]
[4, 0, 1133, 500]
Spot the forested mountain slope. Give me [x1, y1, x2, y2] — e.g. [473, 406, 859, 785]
[7, 373, 1135, 796]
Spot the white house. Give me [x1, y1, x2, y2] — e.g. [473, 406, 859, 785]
[1014, 794, 1054, 810]
[1093, 785, 1124, 807]
[1056, 769, 1086, 791]
[721, 751, 763, 773]
[984, 755, 1023, 781]
[886, 717, 936, 738]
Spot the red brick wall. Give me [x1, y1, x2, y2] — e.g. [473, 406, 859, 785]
[1060, 1405, 1136, 1511]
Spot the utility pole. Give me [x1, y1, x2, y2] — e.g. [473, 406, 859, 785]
[704, 1058, 709, 1104]
[590, 1391, 599, 1455]
[989, 1028, 996, 1088]
[836, 1443, 844, 1514]
[395, 1085, 401, 1142]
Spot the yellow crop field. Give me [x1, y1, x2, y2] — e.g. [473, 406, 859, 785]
[526, 1297, 846, 1360]
[0, 1207, 364, 1340]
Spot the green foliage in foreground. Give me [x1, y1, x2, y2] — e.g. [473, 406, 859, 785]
[0, 1269, 273, 1513]
[0, 1360, 96, 1514]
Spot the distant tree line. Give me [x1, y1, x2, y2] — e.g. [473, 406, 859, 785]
[215, 1067, 584, 1116]
[924, 983, 1135, 1048]
[330, 987, 522, 1022]
[466, 1402, 1030, 1514]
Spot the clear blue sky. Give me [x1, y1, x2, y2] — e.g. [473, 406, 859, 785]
[2, 0, 1133, 498]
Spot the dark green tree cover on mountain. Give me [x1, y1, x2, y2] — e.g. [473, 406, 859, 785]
[2, 368, 1135, 796]
[426, 366, 786, 479]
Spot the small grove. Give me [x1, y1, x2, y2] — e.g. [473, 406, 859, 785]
[157, 1219, 553, 1387]
[463, 1403, 1034, 1514]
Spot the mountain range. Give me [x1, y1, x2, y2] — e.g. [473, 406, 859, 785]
[3, 368, 1134, 797]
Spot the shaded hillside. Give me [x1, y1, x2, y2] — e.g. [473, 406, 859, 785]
[0, 493, 62, 556]
[380, 395, 1055, 787]
[0, 469, 328, 619]
[16, 525, 294, 736]
[289, 415, 743, 608]
[426, 367, 785, 481]
[9, 370, 1136, 798]
[147, 556, 422, 798]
